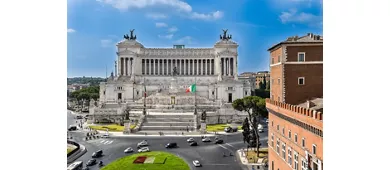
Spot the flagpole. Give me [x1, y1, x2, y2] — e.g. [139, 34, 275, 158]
[194, 76, 197, 115]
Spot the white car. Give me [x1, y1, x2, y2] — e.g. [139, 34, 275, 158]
[137, 140, 148, 148]
[193, 160, 201, 167]
[202, 137, 211, 142]
[101, 134, 110, 138]
[124, 147, 133, 153]
[187, 138, 195, 142]
[138, 147, 150, 153]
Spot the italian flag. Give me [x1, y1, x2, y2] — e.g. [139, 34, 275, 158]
[186, 84, 196, 93]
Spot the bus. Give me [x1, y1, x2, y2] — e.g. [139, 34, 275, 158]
[67, 161, 83, 170]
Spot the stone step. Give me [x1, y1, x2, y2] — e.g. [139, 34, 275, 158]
[143, 122, 194, 126]
[146, 115, 194, 118]
[141, 126, 195, 131]
[146, 118, 194, 122]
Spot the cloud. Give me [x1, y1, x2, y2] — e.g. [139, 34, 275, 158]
[97, 0, 223, 21]
[174, 36, 193, 44]
[279, 9, 322, 27]
[96, 0, 192, 12]
[146, 13, 168, 19]
[190, 11, 223, 21]
[67, 28, 76, 33]
[155, 22, 168, 28]
[100, 39, 113, 48]
[158, 34, 174, 39]
[168, 26, 178, 33]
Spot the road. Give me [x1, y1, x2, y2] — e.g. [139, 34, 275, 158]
[67, 111, 269, 170]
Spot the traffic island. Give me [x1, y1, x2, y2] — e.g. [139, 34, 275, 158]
[67, 144, 76, 154]
[88, 124, 136, 132]
[101, 151, 190, 170]
[206, 123, 243, 132]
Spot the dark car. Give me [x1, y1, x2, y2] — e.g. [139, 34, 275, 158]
[165, 142, 177, 148]
[224, 126, 232, 132]
[92, 150, 103, 158]
[215, 139, 224, 144]
[76, 115, 83, 119]
[231, 127, 238, 132]
[68, 126, 77, 131]
[189, 141, 198, 146]
[86, 159, 97, 166]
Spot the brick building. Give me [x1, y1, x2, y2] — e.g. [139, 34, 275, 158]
[266, 99, 323, 170]
[266, 33, 323, 170]
[255, 71, 270, 89]
[268, 33, 323, 105]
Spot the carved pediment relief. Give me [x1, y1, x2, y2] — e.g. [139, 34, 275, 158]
[218, 50, 237, 56]
[117, 49, 137, 55]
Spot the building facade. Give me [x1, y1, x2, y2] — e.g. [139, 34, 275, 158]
[266, 33, 323, 170]
[268, 33, 323, 105]
[255, 71, 270, 89]
[90, 30, 251, 128]
[267, 99, 323, 170]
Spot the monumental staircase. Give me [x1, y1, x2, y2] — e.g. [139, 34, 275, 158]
[140, 111, 196, 131]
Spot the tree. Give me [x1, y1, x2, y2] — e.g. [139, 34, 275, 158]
[259, 81, 264, 90]
[242, 117, 250, 144]
[262, 76, 267, 90]
[90, 93, 99, 100]
[266, 81, 270, 90]
[233, 96, 267, 157]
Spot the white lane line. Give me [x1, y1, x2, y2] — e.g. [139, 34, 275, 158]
[218, 144, 229, 150]
[100, 140, 106, 143]
[106, 141, 113, 145]
[225, 143, 235, 148]
[104, 141, 111, 145]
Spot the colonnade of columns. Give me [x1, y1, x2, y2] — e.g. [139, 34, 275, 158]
[141, 59, 215, 76]
[220, 57, 235, 76]
[118, 57, 134, 76]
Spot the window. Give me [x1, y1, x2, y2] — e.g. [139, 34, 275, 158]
[282, 128, 285, 136]
[301, 157, 308, 170]
[294, 151, 299, 170]
[298, 77, 305, 85]
[278, 97, 280, 102]
[245, 91, 247, 95]
[302, 138, 306, 148]
[295, 134, 298, 143]
[288, 148, 292, 166]
[271, 133, 274, 147]
[272, 161, 274, 170]
[272, 95, 274, 100]
[228, 87, 233, 90]
[288, 130, 291, 139]
[272, 121, 274, 127]
[212, 91, 214, 95]
[312, 144, 317, 154]
[298, 52, 305, 62]
[276, 139, 280, 155]
[272, 57, 275, 64]
[278, 55, 281, 62]
[278, 78, 280, 85]
[277, 125, 279, 131]
[281, 143, 286, 160]
[103, 91, 105, 95]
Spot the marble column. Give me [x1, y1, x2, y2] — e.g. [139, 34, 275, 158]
[184, 60, 187, 75]
[210, 59, 212, 75]
[179, 59, 182, 75]
[192, 59, 195, 75]
[206, 59, 208, 75]
[121, 58, 124, 76]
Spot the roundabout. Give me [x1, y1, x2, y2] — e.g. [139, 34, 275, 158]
[102, 151, 190, 170]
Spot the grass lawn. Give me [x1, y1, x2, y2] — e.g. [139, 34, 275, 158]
[89, 124, 136, 132]
[101, 151, 190, 170]
[246, 148, 268, 163]
[206, 124, 243, 132]
[67, 148, 74, 154]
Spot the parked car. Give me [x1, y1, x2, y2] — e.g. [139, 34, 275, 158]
[224, 126, 232, 132]
[189, 141, 198, 146]
[124, 147, 133, 153]
[76, 115, 83, 119]
[101, 134, 110, 138]
[138, 147, 150, 153]
[86, 159, 96, 166]
[92, 150, 103, 158]
[165, 142, 177, 148]
[215, 139, 224, 144]
[193, 160, 202, 167]
[202, 137, 211, 142]
[187, 138, 195, 142]
[137, 140, 148, 148]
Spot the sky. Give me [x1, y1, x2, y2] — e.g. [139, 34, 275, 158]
[67, 0, 323, 77]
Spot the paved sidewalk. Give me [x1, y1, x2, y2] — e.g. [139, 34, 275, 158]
[236, 149, 268, 170]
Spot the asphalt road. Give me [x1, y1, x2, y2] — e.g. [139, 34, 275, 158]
[67, 111, 269, 170]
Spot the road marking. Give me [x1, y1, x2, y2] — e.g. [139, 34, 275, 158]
[218, 144, 229, 150]
[226, 143, 235, 148]
[106, 140, 113, 145]
[100, 140, 106, 143]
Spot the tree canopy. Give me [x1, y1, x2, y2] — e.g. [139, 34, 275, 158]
[232, 96, 267, 118]
[70, 86, 100, 101]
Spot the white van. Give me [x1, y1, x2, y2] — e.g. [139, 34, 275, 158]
[67, 161, 83, 170]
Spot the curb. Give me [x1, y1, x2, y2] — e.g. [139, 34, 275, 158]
[67, 143, 87, 164]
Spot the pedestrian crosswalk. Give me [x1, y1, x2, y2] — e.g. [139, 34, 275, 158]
[87, 139, 115, 145]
